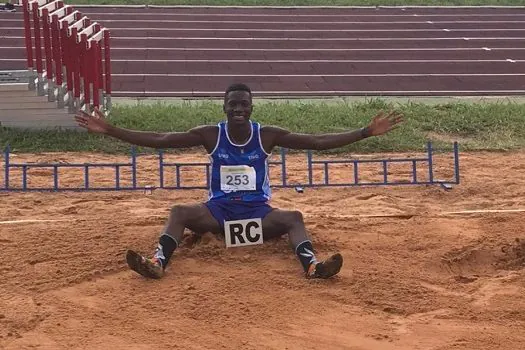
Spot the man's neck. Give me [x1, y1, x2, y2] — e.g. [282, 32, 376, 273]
[227, 122, 251, 144]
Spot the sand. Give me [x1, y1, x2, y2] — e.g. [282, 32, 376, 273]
[0, 150, 524, 350]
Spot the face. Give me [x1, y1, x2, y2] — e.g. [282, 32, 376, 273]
[223, 90, 253, 125]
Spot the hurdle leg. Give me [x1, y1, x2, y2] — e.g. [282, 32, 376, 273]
[36, 72, 46, 96]
[56, 84, 65, 109]
[47, 79, 56, 102]
[66, 90, 75, 113]
[28, 68, 37, 91]
[105, 95, 112, 114]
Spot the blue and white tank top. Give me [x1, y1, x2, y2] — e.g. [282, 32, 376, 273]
[208, 121, 271, 202]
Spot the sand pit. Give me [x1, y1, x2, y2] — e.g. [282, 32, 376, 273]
[1, 150, 524, 350]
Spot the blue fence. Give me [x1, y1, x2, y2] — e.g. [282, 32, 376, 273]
[158, 147, 289, 190]
[1, 142, 459, 192]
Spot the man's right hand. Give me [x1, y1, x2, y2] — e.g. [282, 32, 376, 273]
[75, 107, 111, 134]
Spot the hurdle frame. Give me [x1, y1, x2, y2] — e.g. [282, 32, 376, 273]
[1, 145, 140, 192]
[20, 0, 112, 115]
[158, 147, 289, 190]
[303, 141, 460, 188]
[1, 142, 460, 192]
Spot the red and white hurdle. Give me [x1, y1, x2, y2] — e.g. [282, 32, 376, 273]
[20, 0, 112, 114]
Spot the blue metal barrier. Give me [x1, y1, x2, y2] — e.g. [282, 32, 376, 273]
[1, 146, 141, 191]
[158, 147, 288, 190]
[303, 141, 460, 187]
[0, 142, 459, 192]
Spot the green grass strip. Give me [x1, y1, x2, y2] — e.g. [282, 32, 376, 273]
[2, 99, 525, 154]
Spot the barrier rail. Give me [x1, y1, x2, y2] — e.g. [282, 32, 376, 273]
[158, 148, 288, 190]
[305, 142, 460, 187]
[0, 142, 460, 192]
[1, 145, 137, 191]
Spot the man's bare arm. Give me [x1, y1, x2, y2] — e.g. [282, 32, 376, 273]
[75, 108, 213, 149]
[264, 111, 403, 151]
[104, 125, 209, 149]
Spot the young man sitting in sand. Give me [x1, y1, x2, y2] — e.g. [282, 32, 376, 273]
[75, 83, 402, 279]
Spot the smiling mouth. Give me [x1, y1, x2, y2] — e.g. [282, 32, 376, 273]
[232, 115, 246, 121]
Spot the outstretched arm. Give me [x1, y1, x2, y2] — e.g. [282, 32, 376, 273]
[75, 108, 210, 149]
[267, 110, 403, 151]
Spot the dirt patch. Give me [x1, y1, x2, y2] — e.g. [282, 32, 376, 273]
[426, 131, 475, 144]
[1, 151, 525, 350]
[499, 238, 525, 269]
[442, 237, 525, 275]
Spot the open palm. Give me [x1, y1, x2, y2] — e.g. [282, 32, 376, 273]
[74, 107, 110, 134]
[368, 110, 404, 136]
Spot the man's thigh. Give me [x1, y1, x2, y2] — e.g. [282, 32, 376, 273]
[179, 203, 223, 235]
[261, 208, 298, 240]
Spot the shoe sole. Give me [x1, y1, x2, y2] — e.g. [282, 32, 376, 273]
[314, 253, 343, 279]
[126, 250, 163, 279]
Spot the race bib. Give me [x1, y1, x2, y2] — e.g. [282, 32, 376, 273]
[220, 165, 256, 192]
[224, 218, 263, 248]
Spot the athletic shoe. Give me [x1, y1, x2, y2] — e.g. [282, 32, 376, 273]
[126, 249, 164, 279]
[307, 253, 343, 279]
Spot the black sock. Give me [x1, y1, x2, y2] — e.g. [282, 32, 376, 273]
[153, 233, 178, 268]
[295, 240, 318, 272]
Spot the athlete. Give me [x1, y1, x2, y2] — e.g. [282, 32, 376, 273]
[75, 83, 403, 280]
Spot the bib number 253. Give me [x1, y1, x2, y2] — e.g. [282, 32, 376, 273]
[220, 165, 256, 191]
[225, 174, 250, 186]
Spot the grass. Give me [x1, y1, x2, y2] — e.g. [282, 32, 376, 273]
[1, 99, 525, 154]
[69, 0, 525, 6]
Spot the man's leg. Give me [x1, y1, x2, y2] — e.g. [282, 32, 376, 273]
[127, 203, 221, 279]
[262, 209, 342, 279]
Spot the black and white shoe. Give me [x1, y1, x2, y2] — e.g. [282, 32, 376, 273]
[306, 253, 343, 279]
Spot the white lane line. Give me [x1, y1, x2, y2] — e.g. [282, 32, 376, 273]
[5, 18, 525, 24]
[5, 27, 525, 32]
[0, 219, 70, 224]
[113, 73, 525, 77]
[4, 46, 525, 52]
[110, 36, 525, 41]
[4, 36, 525, 42]
[303, 209, 525, 219]
[7, 36, 525, 42]
[4, 59, 525, 64]
[4, 58, 521, 63]
[72, 12, 525, 17]
[442, 209, 525, 215]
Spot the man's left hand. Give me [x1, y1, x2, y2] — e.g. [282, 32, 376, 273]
[367, 110, 404, 136]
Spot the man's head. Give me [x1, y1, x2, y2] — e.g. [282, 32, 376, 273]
[223, 83, 253, 125]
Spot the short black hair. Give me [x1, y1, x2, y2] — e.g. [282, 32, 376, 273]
[224, 83, 252, 99]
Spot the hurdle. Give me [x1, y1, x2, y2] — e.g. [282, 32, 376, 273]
[158, 148, 288, 190]
[1, 145, 140, 191]
[1, 142, 459, 192]
[304, 141, 460, 188]
[20, 0, 112, 115]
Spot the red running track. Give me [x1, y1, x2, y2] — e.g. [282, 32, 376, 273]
[1, 5, 525, 97]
